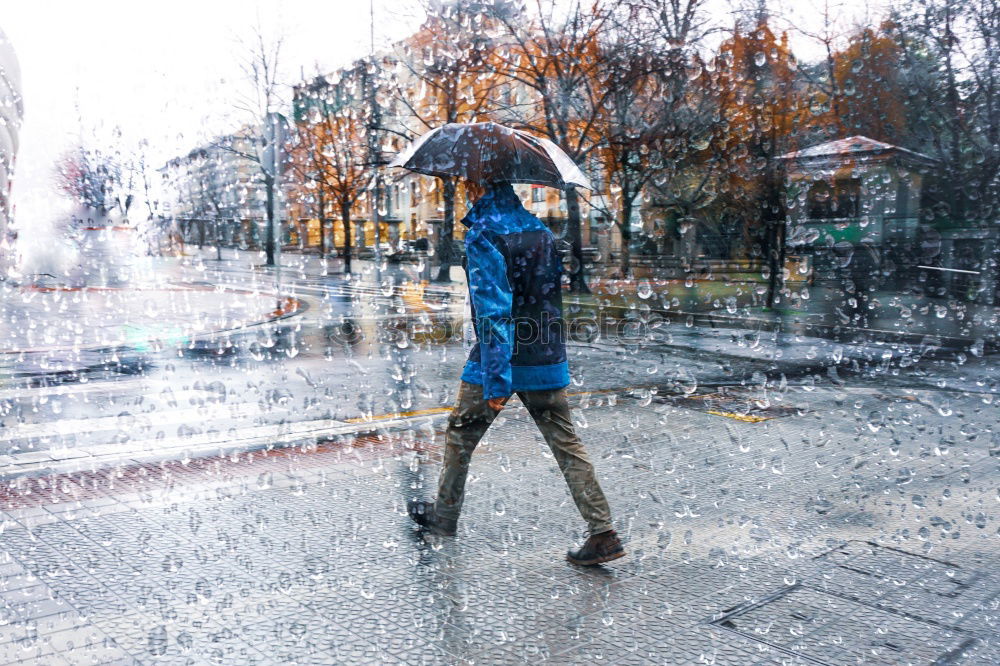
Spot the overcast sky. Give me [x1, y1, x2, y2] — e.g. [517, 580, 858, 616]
[4, 0, 885, 227]
[4, 0, 424, 225]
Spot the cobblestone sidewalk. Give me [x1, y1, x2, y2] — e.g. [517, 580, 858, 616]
[0, 382, 997, 664]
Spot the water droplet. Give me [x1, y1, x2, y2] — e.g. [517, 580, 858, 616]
[147, 626, 168, 656]
[867, 410, 884, 433]
[161, 554, 183, 572]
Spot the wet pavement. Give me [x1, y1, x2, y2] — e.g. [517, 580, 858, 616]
[1, 366, 998, 664]
[0, 248, 997, 664]
[2, 248, 988, 477]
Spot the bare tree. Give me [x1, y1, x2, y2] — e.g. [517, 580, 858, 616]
[391, 0, 506, 282]
[483, 0, 618, 293]
[190, 150, 228, 251]
[587, 0, 718, 277]
[215, 25, 288, 266]
[890, 0, 976, 223]
[587, 44, 665, 277]
[963, 0, 1000, 222]
[289, 66, 373, 274]
[889, 0, 1000, 307]
[55, 144, 134, 219]
[783, 0, 850, 134]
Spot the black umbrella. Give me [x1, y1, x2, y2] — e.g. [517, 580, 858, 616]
[387, 121, 592, 190]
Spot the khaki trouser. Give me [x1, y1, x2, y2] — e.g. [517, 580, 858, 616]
[434, 380, 614, 535]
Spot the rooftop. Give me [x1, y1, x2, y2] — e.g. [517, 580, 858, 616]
[779, 135, 936, 164]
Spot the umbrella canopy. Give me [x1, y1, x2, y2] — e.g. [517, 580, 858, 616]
[387, 121, 592, 190]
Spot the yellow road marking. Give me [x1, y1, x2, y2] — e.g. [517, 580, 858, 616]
[341, 386, 630, 424]
[345, 385, 774, 426]
[705, 410, 771, 423]
[344, 406, 451, 424]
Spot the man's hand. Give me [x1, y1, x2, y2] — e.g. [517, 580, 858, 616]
[487, 396, 509, 411]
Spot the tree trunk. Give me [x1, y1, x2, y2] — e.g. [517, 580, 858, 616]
[317, 192, 326, 258]
[764, 182, 787, 309]
[619, 206, 633, 279]
[564, 188, 590, 293]
[215, 219, 222, 260]
[435, 177, 456, 283]
[942, 3, 966, 224]
[264, 174, 276, 266]
[341, 202, 353, 275]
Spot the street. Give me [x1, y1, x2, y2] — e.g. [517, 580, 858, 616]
[4, 249, 983, 477]
[0, 250, 997, 664]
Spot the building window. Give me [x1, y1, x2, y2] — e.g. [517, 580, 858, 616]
[589, 159, 605, 190]
[807, 179, 860, 219]
[590, 217, 604, 245]
[531, 186, 544, 203]
[894, 179, 910, 219]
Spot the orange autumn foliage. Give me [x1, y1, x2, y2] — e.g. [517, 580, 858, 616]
[710, 19, 812, 228]
[829, 23, 908, 144]
[289, 75, 371, 251]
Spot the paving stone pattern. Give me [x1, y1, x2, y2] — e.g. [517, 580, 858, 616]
[0, 384, 997, 664]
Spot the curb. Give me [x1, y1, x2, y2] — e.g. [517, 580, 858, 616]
[565, 298, 995, 353]
[0, 285, 308, 357]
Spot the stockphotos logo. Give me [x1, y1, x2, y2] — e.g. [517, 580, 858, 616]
[324, 312, 671, 348]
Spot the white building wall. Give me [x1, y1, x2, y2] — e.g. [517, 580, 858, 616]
[0, 26, 23, 276]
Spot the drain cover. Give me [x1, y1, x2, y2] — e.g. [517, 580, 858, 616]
[712, 585, 975, 665]
[817, 541, 977, 598]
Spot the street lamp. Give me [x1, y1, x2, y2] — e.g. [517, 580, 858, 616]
[260, 111, 289, 309]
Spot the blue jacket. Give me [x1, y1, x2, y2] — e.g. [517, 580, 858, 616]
[459, 182, 569, 399]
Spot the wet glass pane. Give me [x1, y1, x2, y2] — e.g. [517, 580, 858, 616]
[0, 1, 997, 663]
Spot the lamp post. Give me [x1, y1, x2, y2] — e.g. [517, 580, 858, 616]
[214, 218, 222, 261]
[261, 111, 288, 309]
[366, 2, 384, 283]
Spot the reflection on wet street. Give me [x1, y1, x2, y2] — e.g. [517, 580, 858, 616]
[0, 252, 468, 471]
[2, 248, 996, 479]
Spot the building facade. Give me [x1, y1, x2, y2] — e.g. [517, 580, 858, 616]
[161, 131, 268, 249]
[780, 135, 999, 305]
[286, 24, 621, 265]
[0, 26, 23, 275]
[165, 13, 627, 268]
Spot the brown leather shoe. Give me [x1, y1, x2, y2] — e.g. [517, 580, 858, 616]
[407, 500, 458, 536]
[566, 530, 625, 566]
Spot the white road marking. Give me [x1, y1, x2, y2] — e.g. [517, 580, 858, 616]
[0, 392, 265, 441]
[3, 412, 443, 475]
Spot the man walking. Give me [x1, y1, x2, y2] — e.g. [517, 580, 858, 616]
[408, 181, 624, 566]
